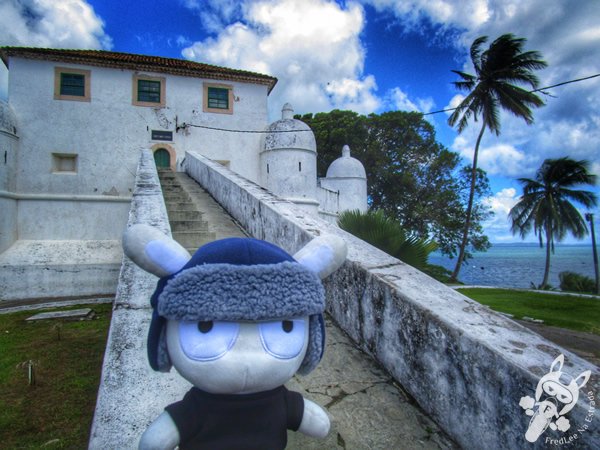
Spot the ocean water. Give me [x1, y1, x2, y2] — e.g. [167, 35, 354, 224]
[429, 243, 598, 289]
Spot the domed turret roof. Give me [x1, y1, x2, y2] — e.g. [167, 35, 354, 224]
[326, 145, 366, 178]
[264, 103, 316, 152]
[0, 100, 18, 136]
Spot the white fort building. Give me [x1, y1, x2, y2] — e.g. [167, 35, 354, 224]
[0, 47, 366, 300]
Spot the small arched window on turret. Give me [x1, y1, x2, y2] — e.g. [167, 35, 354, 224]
[299, 162, 302, 172]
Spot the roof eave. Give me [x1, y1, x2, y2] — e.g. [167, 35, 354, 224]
[0, 47, 278, 93]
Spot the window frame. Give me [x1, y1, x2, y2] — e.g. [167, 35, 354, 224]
[51, 152, 78, 174]
[203, 83, 234, 114]
[54, 67, 91, 102]
[132, 74, 166, 107]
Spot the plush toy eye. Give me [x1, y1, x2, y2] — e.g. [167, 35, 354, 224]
[179, 321, 239, 361]
[259, 319, 305, 359]
[198, 321, 213, 333]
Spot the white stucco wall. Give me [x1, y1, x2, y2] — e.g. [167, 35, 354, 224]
[316, 185, 339, 215]
[260, 148, 318, 200]
[5, 57, 269, 240]
[0, 197, 16, 252]
[0, 102, 19, 252]
[319, 176, 368, 213]
[17, 199, 131, 240]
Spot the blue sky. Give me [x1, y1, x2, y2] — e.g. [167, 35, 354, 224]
[1, 0, 599, 244]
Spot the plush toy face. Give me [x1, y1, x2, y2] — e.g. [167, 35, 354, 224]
[166, 317, 310, 394]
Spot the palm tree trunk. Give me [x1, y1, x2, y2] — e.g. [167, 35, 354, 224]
[542, 224, 552, 288]
[450, 121, 486, 282]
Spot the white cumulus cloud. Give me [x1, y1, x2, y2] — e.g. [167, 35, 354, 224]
[481, 188, 520, 242]
[181, 0, 379, 117]
[0, 0, 111, 49]
[0, 0, 112, 99]
[387, 87, 434, 113]
[363, 0, 491, 32]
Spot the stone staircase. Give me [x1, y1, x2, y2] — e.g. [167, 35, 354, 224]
[158, 170, 245, 252]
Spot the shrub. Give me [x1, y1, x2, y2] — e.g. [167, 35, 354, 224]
[337, 209, 437, 271]
[559, 271, 595, 294]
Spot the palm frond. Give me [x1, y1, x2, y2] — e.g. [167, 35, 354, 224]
[509, 158, 599, 244]
[447, 90, 481, 132]
[470, 36, 488, 72]
[337, 209, 437, 270]
[494, 84, 541, 124]
[448, 33, 546, 135]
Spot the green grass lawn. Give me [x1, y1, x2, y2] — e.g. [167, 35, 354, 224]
[0, 303, 112, 450]
[457, 288, 600, 335]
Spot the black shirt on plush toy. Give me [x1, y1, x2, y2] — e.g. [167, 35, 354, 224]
[122, 224, 347, 450]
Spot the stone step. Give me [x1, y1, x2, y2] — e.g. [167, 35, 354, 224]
[159, 172, 246, 250]
[167, 210, 204, 221]
[170, 220, 210, 232]
[163, 193, 190, 202]
[172, 231, 218, 249]
[160, 184, 182, 191]
[166, 202, 197, 211]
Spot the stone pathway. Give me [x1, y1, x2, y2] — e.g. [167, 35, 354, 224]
[517, 320, 600, 367]
[453, 285, 600, 367]
[288, 316, 457, 449]
[0, 295, 113, 315]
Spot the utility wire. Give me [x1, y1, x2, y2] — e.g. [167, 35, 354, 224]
[531, 73, 600, 92]
[179, 72, 600, 132]
[422, 72, 600, 116]
[181, 123, 312, 133]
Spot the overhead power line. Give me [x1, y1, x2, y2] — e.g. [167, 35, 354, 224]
[531, 73, 600, 92]
[178, 72, 600, 133]
[180, 123, 312, 133]
[422, 72, 600, 116]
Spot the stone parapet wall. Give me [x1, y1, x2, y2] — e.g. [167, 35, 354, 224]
[316, 182, 339, 217]
[184, 150, 599, 450]
[89, 150, 189, 449]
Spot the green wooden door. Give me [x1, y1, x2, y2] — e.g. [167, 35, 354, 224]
[154, 148, 170, 168]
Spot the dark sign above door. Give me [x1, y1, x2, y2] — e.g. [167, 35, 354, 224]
[151, 130, 173, 141]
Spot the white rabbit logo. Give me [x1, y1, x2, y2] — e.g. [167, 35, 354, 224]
[519, 354, 591, 443]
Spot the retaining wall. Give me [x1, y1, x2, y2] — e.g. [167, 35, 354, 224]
[184, 150, 599, 449]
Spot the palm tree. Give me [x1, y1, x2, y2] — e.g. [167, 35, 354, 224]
[338, 209, 437, 271]
[509, 158, 598, 288]
[447, 33, 547, 282]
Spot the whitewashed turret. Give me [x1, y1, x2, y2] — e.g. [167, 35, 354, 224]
[260, 104, 319, 215]
[320, 145, 367, 213]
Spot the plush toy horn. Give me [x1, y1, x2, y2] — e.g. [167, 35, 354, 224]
[123, 224, 191, 278]
[294, 235, 347, 279]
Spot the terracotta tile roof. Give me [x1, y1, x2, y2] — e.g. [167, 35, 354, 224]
[0, 47, 278, 93]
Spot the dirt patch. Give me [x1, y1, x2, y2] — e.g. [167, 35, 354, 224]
[517, 320, 600, 367]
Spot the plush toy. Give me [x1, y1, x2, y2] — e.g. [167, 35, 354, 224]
[122, 224, 347, 450]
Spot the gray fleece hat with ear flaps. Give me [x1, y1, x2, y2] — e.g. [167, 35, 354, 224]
[148, 237, 326, 374]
